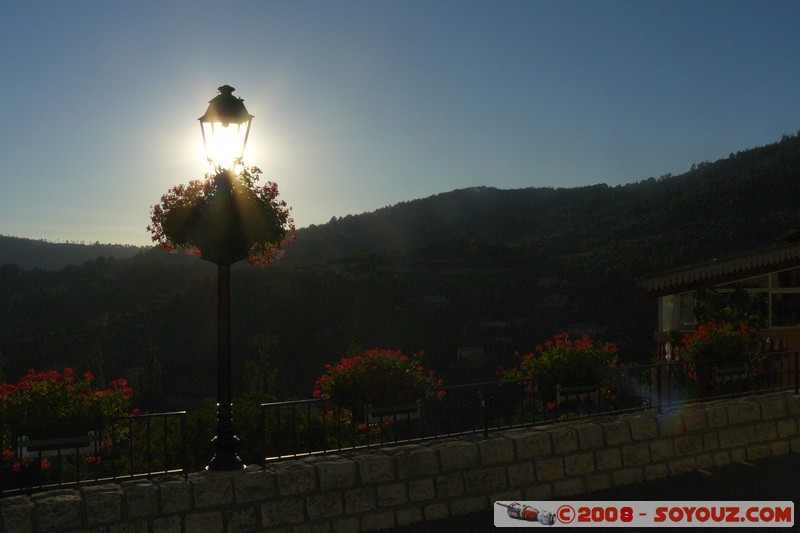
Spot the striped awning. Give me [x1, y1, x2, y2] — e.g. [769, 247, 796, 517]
[637, 242, 800, 297]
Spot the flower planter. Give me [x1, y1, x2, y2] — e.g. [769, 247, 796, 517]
[365, 400, 422, 423]
[18, 431, 99, 459]
[555, 384, 600, 404]
[711, 361, 749, 383]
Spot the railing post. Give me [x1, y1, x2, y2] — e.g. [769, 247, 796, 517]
[479, 389, 488, 438]
[795, 351, 798, 395]
[657, 363, 663, 414]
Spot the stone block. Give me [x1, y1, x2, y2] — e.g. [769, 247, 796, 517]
[771, 441, 790, 456]
[293, 523, 331, 533]
[396, 507, 424, 527]
[705, 405, 728, 428]
[361, 510, 395, 532]
[730, 448, 746, 463]
[332, 516, 361, 533]
[673, 434, 703, 456]
[450, 496, 487, 515]
[271, 460, 317, 495]
[595, 447, 622, 471]
[622, 442, 650, 466]
[435, 473, 464, 498]
[585, 473, 611, 492]
[535, 457, 564, 481]
[629, 415, 658, 441]
[726, 401, 760, 424]
[35, 490, 82, 532]
[681, 408, 707, 432]
[477, 436, 515, 465]
[629, 416, 658, 441]
[408, 478, 436, 502]
[657, 412, 685, 436]
[82, 484, 123, 526]
[350, 452, 395, 484]
[431, 440, 479, 471]
[344, 486, 377, 514]
[603, 420, 631, 445]
[190, 472, 234, 508]
[376, 482, 408, 507]
[0, 495, 34, 533]
[644, 463, 668, 481]
[713, 451, 731, 468]
[649, 439, 674, 462]
[777, 418, 797, 438]
[424, 502, 450, 521]
[575, 423, 604, 449]
[384, 444, 439, 479]
[463, 466, 507, 494]
[507, 461, 535, 487]
[718, 426, 756, 449]
[122, 481, 158, 519]
[549, 427, 579, 454]
[703, 431, 719, 451]
[564, 452, 595, 476]
[233, 466, 276, 503]
[668, 457, 696, 476]
[524, 483, 553, 500]
[756, 421, 778, 442]
[612, 468, 644, 487]
[309, 456, 357, 491]
[554, 477, 586, 497]
[696, 454, 714, 470]
[504, 428, 552, 458]
[307, 492, 344, 519]
[152, 515, 182, 533]
[746, 444, 771, 462]
[184, 511, 223, 533]
[159, 480, 192, 514]
[759, 395, 787, 419]
[108, 520, 148, 533]
[261, 497, 306, 527]
[787, 394, 800, 416]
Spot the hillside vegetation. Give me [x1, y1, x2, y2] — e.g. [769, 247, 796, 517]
[1, 132, 799, 403]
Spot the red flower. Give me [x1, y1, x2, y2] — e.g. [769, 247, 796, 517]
[2, 449, 12, 461]
[40, 458, 51, 471]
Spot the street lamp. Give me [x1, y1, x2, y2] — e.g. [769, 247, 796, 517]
[149, 84, 292, 471]
[199, 85, 253, 472]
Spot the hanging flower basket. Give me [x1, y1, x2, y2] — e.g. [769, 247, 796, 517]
[313, 349, 445, 413]
[148, 166, 295, 266]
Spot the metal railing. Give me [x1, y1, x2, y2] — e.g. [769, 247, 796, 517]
[260, 351, 799, 461]
[2, 410, 187, 496]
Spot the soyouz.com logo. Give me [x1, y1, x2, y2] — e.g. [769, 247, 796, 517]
[494, 501, 794, 527]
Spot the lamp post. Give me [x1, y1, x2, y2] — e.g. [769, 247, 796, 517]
[199, 85, 253, 472]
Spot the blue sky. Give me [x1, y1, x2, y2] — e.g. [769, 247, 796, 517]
[2, 1, 800, 246]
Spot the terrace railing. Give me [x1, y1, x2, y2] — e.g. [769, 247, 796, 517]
[260, 351, 799, 461]
[1, 410, 187, 496]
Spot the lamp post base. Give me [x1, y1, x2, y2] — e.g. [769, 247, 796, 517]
[207, 433, 246, 472]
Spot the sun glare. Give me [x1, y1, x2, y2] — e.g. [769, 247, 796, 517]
[201, 121, 250, 171]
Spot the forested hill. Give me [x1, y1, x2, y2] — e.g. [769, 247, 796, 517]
[0, 236, 145, 270]
[287, 132, 800, 278]
[1, 132, 799, 402]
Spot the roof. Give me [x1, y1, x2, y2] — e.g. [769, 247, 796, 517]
[637, 241, 800, 297]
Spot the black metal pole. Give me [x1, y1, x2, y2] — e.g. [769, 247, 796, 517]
[208, 261, 245, 471]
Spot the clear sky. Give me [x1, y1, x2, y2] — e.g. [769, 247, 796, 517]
[2, 1, 800, 246]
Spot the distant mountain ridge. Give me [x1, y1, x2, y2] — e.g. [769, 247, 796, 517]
[287, 131, 800, 276]
[0, 235, 146, 270]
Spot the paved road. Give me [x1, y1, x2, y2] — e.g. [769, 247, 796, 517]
[395, 453, 800, 531]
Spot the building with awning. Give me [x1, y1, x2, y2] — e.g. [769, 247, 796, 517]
[637, 240, 800, 355]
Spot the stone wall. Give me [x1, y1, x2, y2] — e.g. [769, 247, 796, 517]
[2, 391, 799, 532]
